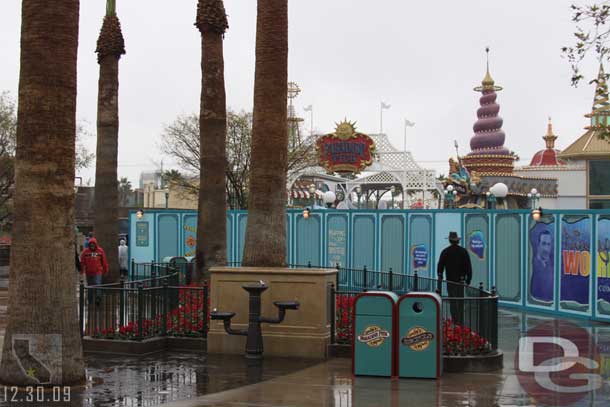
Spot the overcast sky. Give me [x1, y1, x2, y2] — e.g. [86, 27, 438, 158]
[0, 0, 602, 186]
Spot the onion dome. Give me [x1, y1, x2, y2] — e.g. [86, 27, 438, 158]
[462, 49, 515, 174]
[529, 118, 566, 167]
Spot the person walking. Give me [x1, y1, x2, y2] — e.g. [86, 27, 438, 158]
[80, 238, 108, 303]
[437, 231, 472, 325]
[118, 239, 128, 279]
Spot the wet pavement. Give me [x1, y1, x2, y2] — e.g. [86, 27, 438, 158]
[0, 309, 608, 406]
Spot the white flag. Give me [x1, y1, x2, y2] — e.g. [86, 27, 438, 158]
[303, 105, 313, 112]
[381, 102, 391, 110]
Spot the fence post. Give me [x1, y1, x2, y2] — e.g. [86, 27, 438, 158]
[329, 283, 336, 345]
[414, 269, 419, 292]
[436, 271, 442, 294]
[131, 258, 135, 279]
[162, 280, 168, 336]
[388, 268, 393, 291]
[119, 276, 125, 328]
[335, 263, 340, 290]
[202, 283, 209, 338]
[363, 266, 368, 291]
[137, 283, 144, 341]
[79, 281, 85, 337]
[479, 281, 484, 293]
[308, 261, 311, 268]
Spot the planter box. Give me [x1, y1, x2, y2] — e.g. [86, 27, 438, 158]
[83, 336, 206, 355]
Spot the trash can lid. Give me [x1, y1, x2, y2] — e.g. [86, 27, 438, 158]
[355, 291, 399, 316]
[400, 291, 441, 305]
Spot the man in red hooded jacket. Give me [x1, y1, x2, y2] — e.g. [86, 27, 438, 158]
[80, 237, 108, 287]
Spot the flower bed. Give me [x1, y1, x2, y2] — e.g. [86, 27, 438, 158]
[87, 283, 210, 340]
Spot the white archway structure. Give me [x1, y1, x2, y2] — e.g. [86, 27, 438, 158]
[288, 133, 443, 208]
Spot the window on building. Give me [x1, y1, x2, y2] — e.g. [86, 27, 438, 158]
[590, 199, 610, 209]
[589, 160, 610, 196]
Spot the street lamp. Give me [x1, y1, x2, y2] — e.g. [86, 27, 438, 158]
[323, 191, 336, 208]
[390, 186, 396, 209]
[308, 183, 316, 207]
[487, 183, 508, 210]
[164, 190, 169, 209]
[486, 191, 496, 209]
[136, 209, 144, 219]
[355, 186, 362, 209]
[444, 185, 457, 209]
[532, 207, 543, 222]
[527, 188, 541, 210]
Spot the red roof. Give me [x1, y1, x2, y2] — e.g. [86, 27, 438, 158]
[529, 149, 566, 167]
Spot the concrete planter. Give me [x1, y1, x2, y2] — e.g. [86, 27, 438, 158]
[83, 336, 206, 355]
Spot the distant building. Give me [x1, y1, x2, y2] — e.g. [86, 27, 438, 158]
[139, 171, 162, 190]
[558, 65, 610, 210]
[515, 120, 586, 209]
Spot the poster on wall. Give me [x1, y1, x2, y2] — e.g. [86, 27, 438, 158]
[136, 221, 149, 247]
[411, 244, 429, 270]
[328, 228, 347, 268]
[468, 231, 486, 260]
[560, 215, 591, 313]
[528, 219, 555, 306]
[183, 217, 197, 258]
[598, 216, 610, 316]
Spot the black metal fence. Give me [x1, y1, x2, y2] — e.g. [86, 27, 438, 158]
[330, 266, 499, 356]
[80, 268, 208, 340]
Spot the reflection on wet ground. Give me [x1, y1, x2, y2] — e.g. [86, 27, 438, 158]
[0, 309, 609, 406]
[0, 353, 318, 407]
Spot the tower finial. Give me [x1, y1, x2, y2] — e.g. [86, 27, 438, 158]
[543, 117, 557, 149]
[486, 46, 490, 75]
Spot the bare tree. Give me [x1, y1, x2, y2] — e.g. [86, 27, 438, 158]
[160, 110, 317, 209]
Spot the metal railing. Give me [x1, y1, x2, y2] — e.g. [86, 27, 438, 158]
[329, 266, 498, 356]
[80, 278, 209, 340]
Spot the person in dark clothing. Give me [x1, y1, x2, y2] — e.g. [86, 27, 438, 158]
[437, 231, 472, 325]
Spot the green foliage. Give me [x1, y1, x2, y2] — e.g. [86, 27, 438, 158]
[563, 2, 610, 86]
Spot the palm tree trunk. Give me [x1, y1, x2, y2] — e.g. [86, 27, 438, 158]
[242, 0, 289, 267]
[195, 0, 229, 281]
[0, 0, 85, 385]
[93, 6, 125, 283]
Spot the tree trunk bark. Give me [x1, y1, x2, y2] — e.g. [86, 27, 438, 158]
[94, 56, 120, 283]
[242, 0, 289, 267]
[0, 0, 85, 385]
[196, 31, 227, 280]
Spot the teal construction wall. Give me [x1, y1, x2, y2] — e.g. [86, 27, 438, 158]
[128, 209, 610, 323]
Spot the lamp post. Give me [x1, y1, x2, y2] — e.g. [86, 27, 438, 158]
[309, 183, 316, 207]
[164, 190, 169, 209]
[136, 209, 144, 219]
[444, 185, 457, 208]
[527, 188, 541, 210]
[355, 186, 362, 209]
[486, 191, 496, 209]
[323, 191, 336, 209]
[390, 186, 396, 209]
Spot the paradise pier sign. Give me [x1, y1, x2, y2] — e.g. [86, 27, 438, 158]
[316, 120, 376, 174]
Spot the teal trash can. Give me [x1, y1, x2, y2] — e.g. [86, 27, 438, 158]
[352, 291, 398, 377]
[397, 292, 442, 379]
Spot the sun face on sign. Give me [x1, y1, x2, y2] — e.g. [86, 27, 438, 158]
[335, 120, 357, 140]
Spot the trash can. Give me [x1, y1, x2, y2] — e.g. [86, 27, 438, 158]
[397, 292, 442, 378]
[352, 291, 398, 377]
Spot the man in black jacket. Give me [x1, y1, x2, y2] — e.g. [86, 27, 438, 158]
[437, 232, 472, 325]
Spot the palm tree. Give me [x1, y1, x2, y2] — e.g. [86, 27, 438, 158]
[242, 0, 289, 267]
[93, 0, 125, 282]
[0, 0, 85, 385]
[195, 0, 229, 280]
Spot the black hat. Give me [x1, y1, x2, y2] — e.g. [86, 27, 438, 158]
[448, 232, 460, 242]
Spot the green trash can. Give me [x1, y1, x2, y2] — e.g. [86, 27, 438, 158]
[397, 292, 442, 379]
[352, 291, 398, 377]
